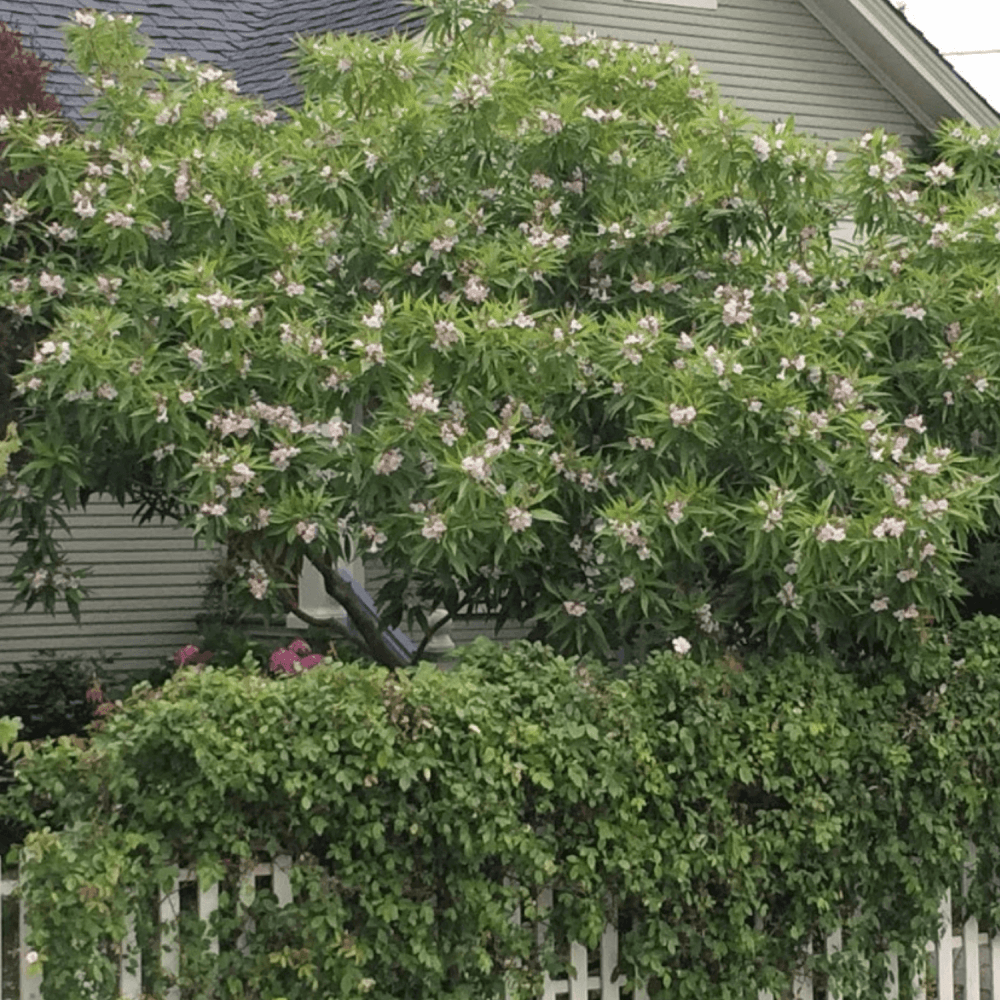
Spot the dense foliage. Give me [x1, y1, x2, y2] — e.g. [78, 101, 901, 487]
[0, 17, 74, 484]
[1, 3, 999, 666]
[6, 627, 1000, 999]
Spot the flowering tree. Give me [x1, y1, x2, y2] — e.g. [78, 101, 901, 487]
[0, 1, 998, 669]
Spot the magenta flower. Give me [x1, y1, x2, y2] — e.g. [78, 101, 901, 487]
[173, 645, 214, 668]
[268, 640, 324, 675]
[174, 644, 200, 667]
[269, 647, 300, 674]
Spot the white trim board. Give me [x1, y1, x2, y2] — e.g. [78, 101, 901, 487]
[799, 0, 1000, 132]
[625, 0, 717, 7]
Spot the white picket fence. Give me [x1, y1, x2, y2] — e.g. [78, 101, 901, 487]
[1, 856, 997, 1000]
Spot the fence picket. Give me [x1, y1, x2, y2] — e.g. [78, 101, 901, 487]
[825, 926, 843, 1000]
[568, 941, 588, 1000]
[599, 922, 621, 1000]
[792, 941, 813, 1000]
[886, 950, 899, 1000]
[938, 890, 955, 1000]
[160, 870, 181, 1000]
[119, 912, 141, 999]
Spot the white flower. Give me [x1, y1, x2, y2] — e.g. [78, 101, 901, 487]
[619, 576, 635, 592]
[461, 455, 489, 481]
[665, 499, 686, 524]
[752, 135, 771, 161]
[407, 390, 439, 414]
[672, 636, 691, 655]
[506, 507, 532, 533]
[468, 724, 482, 735]
[433, 320, 461, 350]
[104, 210, 135, 229]
[375, 449, 404, 475]
[926, 162, 955, 186]
[563, 601, 587, 617]
[421, 514, 447, 540]
[870, 597, 889, 612]
[872, 516, 907, 539]
[361, 302, 385, 330]
[295, 521, 319, 543]
[463, 276, 490, 303]
[669, 404, 697, 427]
[38, 271, 66, 297]
[897, 568, 918, 582]
[816, 523, 846, 543]
[269, 445, 301, 471]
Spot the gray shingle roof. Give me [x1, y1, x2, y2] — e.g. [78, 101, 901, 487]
[2, 0, 422, 128]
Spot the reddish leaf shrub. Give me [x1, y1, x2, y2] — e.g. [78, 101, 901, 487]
[0, 20, 63, 196]
[0, 20, 62, 114]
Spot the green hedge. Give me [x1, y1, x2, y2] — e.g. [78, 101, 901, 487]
[6, 623, 1000, 1000]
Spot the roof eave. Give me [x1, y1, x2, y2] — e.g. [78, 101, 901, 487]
[799, 0, 1000, 134]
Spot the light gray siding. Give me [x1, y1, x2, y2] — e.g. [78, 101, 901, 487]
[0, 496, 219, 674]
[521, 0, 925, 145]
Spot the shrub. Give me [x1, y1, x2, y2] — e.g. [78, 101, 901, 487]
[0, 19, 63, 196]
[0, 19, 74, 477]
[4, 636, 1000, 999]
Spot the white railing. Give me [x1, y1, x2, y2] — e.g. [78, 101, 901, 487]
[2, 857, 998, 1000]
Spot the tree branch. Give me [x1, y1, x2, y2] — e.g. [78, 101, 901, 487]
[413, 609, 453, 663]
[309, 555, 412, 670]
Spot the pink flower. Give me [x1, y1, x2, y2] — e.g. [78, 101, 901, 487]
[269, 640, 323, 674]
[174, 644, 213, 667]
[270, 648, 299, 674]
[174, 644, 200, 667]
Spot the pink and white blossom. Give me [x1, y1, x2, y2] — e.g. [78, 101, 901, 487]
[507, 507, 532, 533]
[421, 514, 447, 540]
[295, 521, 319, 543]
[375, 449, 404, 475]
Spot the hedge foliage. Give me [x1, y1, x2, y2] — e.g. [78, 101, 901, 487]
[6, 627, 1000, 999]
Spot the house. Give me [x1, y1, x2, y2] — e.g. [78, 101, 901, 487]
[1, 0, 997, 675]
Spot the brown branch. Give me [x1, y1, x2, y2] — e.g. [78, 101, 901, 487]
[309, 556, 411, 670]
[413, 610, 454, 663]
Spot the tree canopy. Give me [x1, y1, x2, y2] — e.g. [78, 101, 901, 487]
[1, 0, 999, 668]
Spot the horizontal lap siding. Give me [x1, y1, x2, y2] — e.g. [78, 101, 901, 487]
[522, 0, 924, 145]
[0, 495, 219, 675]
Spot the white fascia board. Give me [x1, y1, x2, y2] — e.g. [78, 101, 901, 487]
[799, 0, 1000, 132]
[626, 0, 717, 8]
